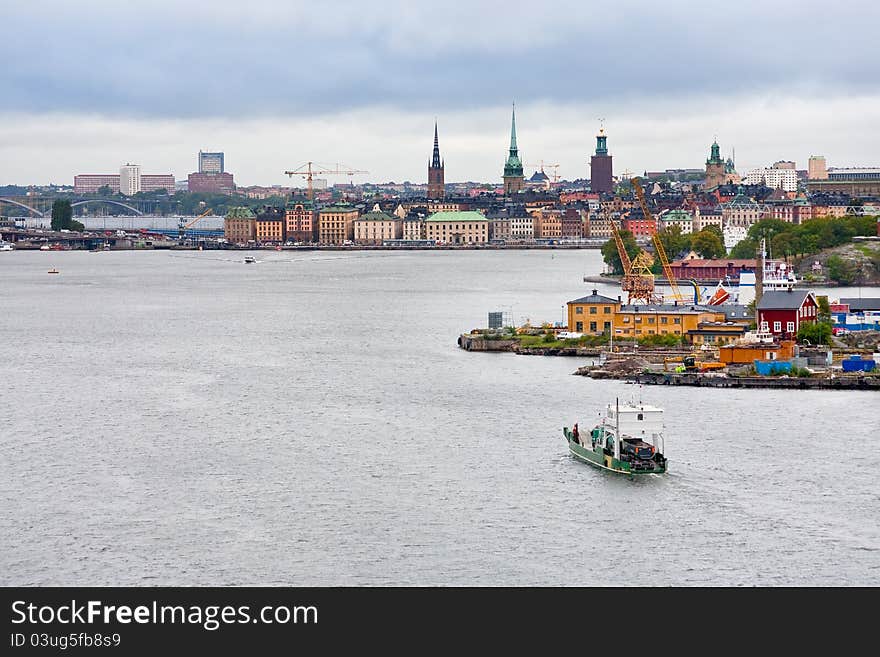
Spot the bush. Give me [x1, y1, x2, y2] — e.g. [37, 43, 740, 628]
[797, 321, 833, 345]
[542, 332, 556, 343]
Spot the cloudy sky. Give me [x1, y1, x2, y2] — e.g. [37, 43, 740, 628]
[2, 0, 879, 186]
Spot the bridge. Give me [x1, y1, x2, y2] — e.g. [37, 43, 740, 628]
[0, 197, 150, 217]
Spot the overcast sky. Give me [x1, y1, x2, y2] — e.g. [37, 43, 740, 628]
[2, 0, 878, 186]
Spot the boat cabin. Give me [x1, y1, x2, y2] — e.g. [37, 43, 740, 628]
[605, 403, 664, 442]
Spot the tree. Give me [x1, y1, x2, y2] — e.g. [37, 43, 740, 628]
[601, 229, 641, 275]
[51, 200, 72, 231]
[691, 229, 726, 259]
[656, 225, 691, 260]
[797, 321, 832, 345]
[826, 255, 856, 285]
[747, 218, 790, 245]
[97, 185, 113, 196]
[729, 237, 758, 259]
[816, 295, 831, 322]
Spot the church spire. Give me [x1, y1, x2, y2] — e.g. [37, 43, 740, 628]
[431, 120, 441, 169]
[509, 104, 518, 154]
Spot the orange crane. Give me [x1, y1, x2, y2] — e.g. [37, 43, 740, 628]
[631, 177, 686, 303]
[284, 162, 368, 202]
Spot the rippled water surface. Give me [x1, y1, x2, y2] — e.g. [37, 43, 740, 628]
[1, 249, 877, 585]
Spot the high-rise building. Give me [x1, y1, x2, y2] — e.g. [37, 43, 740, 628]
[502, 105, 524, 195]
[119, 164, 141, 196]
[198, 151, 224, 174]
[589, 127, 613, 194]
[808, 156, 827, 180]
[427, 122, 445, 200]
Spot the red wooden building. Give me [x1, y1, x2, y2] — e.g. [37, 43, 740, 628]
[757, 290, 819, 339]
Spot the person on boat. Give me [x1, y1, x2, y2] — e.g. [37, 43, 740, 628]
[572, 424, 579, 444]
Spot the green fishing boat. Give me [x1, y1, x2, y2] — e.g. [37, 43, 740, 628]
[563, 399, 667, 475]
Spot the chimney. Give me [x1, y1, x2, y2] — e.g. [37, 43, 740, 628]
[755, 241, 764, 308]
[592, 289, 598, 295]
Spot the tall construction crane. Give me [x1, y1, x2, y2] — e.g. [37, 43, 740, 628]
[283, 162, 368, 202]
[178, 207, 213, 242]
[631, 177, 686, 303]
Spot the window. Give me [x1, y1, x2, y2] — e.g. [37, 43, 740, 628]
[635, 317, 642, 323]
[787, 321, 795, 333]
[604, 307, 611, 314]
[761, 321, 768, 331]
[774, 321, 782, 332]
[604, 322, 611, 332]
[575, 322, 583, 332]
[589, 307, 597, 314]
[674, 318, 681, 324]
[623, 317, 631, 323]
[648, 317, 655, 324]
[661, 317, 668, 324]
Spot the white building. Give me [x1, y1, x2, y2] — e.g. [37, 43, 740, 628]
[743, 167, 798, 192]
[509, 215, 535, 240]
[723, 225, 748, 251]
[119, 164, 141, 196]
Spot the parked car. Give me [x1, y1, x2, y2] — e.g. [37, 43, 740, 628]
[832, 327, 850, 336]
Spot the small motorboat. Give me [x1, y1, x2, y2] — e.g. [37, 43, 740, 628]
[48, 268, 60, 274]
[244, 256, 257, 264]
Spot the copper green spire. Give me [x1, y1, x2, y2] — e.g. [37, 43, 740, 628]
[503, 103, 523, 177]
[707, 138, 723, 165]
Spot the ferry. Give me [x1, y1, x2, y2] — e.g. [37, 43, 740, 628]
[563, 399, 667, 475]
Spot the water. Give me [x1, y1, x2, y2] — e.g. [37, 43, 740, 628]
[1, 249, 877, 585]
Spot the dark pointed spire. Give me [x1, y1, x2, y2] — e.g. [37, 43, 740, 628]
[431, 121, 442, 169]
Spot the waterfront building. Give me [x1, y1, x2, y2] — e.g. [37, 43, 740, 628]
[199, 151, 224, 174]
[658, 208, 694, 234]
[589, 127, 613, 194]
[318, 205, 359, 244]
[757, 290, 818, 339]
[224, 206, 256, 244]
[354, 211, 401, 245]
[566, 290, 620, 335]
[831, 298, 880, 331]
[489, 218, 511, 241]
[119, 164, 141, 196]
[402, 215, 425, 240]
[622, 212, 656, 237]
[533, 208, 562, 239]
[254, 206, 285, 244]
[425, 211, 488, 244]
[427, 122, 445, 200]
[561, 208, 584, 239]
[509, 214, 536, 240]
[686, 321, 747, 346]
[502, 106, 525, 195]
[586, 211, 613, 238]
[718, 340, 796, 365]
[808, 156, 827, 180]
[285, 201, 316, 243]
[613, 304, 728, 340]
[73, 174, 120, 194]
[670, 258, 757, 282]
[187, 172, 235, 194]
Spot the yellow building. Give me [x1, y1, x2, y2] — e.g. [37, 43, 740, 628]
[567, 290, 620, 335]
[223, 206, 255, 245]
[687, 322, 747, 346]
[254, 207, 285, 244]
[613, 304, 728, 340]
[353, 211, 402, 245]
[319, 205, 359, 245]
[425, 211, 488, 244]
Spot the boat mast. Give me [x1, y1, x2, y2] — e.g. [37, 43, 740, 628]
[614, 398, 621, 461]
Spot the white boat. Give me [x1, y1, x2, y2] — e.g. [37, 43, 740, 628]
[0, 241, 13, 251]
[244, 256, 257, 264]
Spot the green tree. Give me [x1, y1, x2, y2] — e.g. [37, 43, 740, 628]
[797, 321, 832, 345]
[97, 185, 113, 196]
[691, 229, 726, 259]
[816, 295, 831, 322]
[51, 200, 72, 231]
[657, 225, 692, 261]
[747, 218, 790, 245]
[70, 218, 85, 232]
[729, 237, 758, 259]
[601, 229, 641, 275]
[826, 255, 855, 285]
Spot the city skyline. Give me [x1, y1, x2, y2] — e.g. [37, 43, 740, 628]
[2, 0, 879, 186]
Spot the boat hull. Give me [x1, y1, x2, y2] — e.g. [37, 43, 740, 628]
[563, 428, 666, 475]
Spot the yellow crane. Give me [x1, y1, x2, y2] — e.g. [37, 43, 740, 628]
[283, 162, 368, 202]
[610, 214, 661, 305]
[178, 207, 213, 241]
[631, 177, 686, 303]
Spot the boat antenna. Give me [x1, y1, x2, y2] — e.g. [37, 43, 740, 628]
[615, 398, 623, 460]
